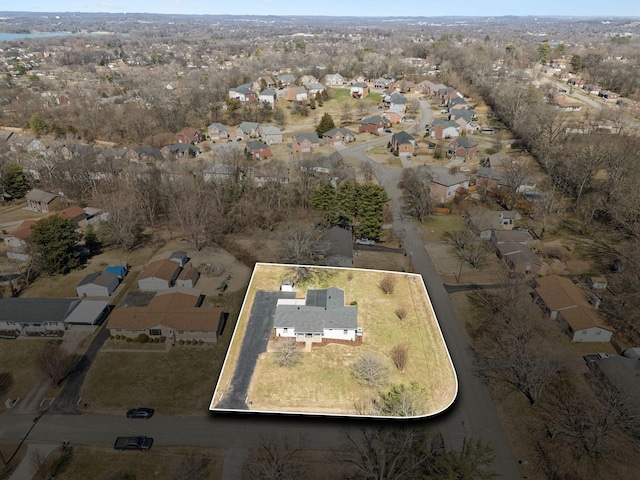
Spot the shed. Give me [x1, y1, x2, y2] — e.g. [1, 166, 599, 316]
[169, 251, 189, 267]
[587, 276, 608, 290]
[138, 259, 181, 291]
[106, 265, 129, 279]
[76, 271, 120, 297]
[281, 279, 295, 292]
[176, 265, 200, 288]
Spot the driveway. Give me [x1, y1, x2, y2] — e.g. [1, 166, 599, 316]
[216, 290, 295, 410]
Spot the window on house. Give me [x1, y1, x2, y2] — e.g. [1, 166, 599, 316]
[283, 328, 288, 333]
[177, 330, 184, 334]
[149, 328, 162, 336]
[344, 329, 348, 335]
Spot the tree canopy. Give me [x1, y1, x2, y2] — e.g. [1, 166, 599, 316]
[315, 112, 336, 136]
[2, 163, 30, 199]
[30, 215, 82, 275]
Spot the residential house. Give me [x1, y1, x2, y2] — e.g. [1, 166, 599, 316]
[322, 128, 356, 146]
[350, 82, 369, 99]
[303, 82, 326, 98]
[553, 94, 583, 111]
[587, 355, 640, 423]
[138, 259, 181, 291]
[587, 277, 608, 290]
[3, 220, 37, 249]
[476, 166, 537, 193]
[273, 287, 358, 343]
[374, 77, 395, 89]
[388, 93, 407, 112]
[322, 73, 346, 86]
[450, 108, 477, 131]
[391, 131, 415, 157]
[257, 125, 283, 145]
[276, 74, 296, 87]
[416, 79, 436, 94]
[161, 144, 200, 160]
[428, 166, 469, 203]
[228, 84, 257, 103]
[496, 242, 544, 276]
[106, 289, 226, 344]
[358, 115, 389, 133]
[25, 189, 60, 213]
[169, 251, 189, 267]
[83, 207, 109, 226]
[235, 122, 260, 141]
[286, 86, 308, 103]
[300, 74, 318, 84]
[490, 229, 535, 246]
[394, 79, 416, 93]
[246, 141, 272, 160]
[384, 107, 405, 124]
[291, 133, 320, 155]
[0, 298, 108, 336]
[176, 128, 203, 144]
[58, 205, 86, 225]
[176, 265, 200, 288]
[448, 137, 478, 161]
[125, 147, 162, 163]
[207, 123, 229, 141]
[534, 275, 614, 342]
[448, 97, 468, 109]
[76, 271, 120, 297]
[430, 120, 460, 140]
[466, 206, 520, 239]
[258, 75, 276, 89]
[258, 89, 277, 108]
[313, 226, 354, 267]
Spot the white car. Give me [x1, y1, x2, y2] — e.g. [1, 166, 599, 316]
[460, 167, 471, 173]
[356, 238, 375, 246]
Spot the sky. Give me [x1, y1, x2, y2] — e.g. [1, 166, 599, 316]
[1, 1, 638, 18]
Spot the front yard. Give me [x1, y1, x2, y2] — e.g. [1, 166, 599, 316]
[0, 338, 50, 412]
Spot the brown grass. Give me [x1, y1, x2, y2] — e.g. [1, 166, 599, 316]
[0, 339, 49, 412]
[214, 265, 457, 416]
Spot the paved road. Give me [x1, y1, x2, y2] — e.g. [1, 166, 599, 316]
[216, 290, 295, 410]
[341, 115, 522, 478]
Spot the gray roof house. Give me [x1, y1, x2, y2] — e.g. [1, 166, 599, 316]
[76, 271, 121, 297]
[314, 226, 353, 267]
[273, 287, 359, 343]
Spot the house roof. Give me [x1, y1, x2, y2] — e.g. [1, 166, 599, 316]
[352, 82, 368, 88]
[322, 128, 354, 138]
[293, 132, 320, 144]
[208, 122, 228, 132]
[273, 287, 357, 333]
[324, 226, 353, 262]
[247, 141, 269, 150]
[477, 167, 504, 181]
[259, 125, 282, 136]
[431, 119, 460, 130]
[26, 189, 57, 204]
[238, 122, 260, 134]
[58, 205, 86, 221]
[303, 82, 325, 91]
[277, 74, 296, 82]
[498, 242, 543, 266]
[392, 131, 415, 145]
[5, 220, 37, 241]
[177, 265, 199, 282]
[467, 207, 519, 233]
[0, 297, 79, 324]
[428, 166, 468, 187]
[77, 271, 119, 288]
[231, 85, 255, 95]
[359, 115, 384, 125]
[259, 89, 277, 96]
[139, 259, 181, 281]
[163, 143, 200, 155]
[389, 93, 407, 104]
[451, 137, 477, 149]
[170, 251, 188, 262]
[492, 229, 533, 244]
[64, 300, 109, 324]
[176, 128, 201, 140]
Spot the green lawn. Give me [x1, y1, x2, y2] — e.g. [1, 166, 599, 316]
[216, 265, 457, 416]
[0, 339, 49, 412]
[420, 215, 466, 241]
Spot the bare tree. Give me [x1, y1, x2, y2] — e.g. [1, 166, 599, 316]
[442, 229, 494, 269]
[246, 434, 308, 480]
[173, 457, 210, 480]
[351, 352, 390, 388]
[398, 166, 433, 223]
[390, 344, 409, 372]
[379, 274, 397, 295]
[273, 340, 302, 368]
[38, 342, 74, 386]
[499, 157, 529, 211]
[394, 306, 408, 321]
[279, 219, 321, 264]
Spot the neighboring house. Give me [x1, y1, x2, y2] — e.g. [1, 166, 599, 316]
[391, 131, 415, 157]
[0, 298, 108, 336]
[428, 166, 469, 203]
[25, 189, 60, 212]
[384, 108, 405, 124]
[350, 82, 369, 99]
[312, 226, 354, 267]
[207, 123, 229, 141]
[300, 74, 318, 84]
[258, 75, 276, 89]
[125, 147, 162, 163]
[276, 74, 296, 87]
[58, 205, 87, 225]
[303, 82, 326, 97]
[430, 120, 460, 140]
[169, 251, 189, 267]
[106, 289, 226, 344]
[236, 122, 260, 140]
[257, 125, 283, 145]
[553, 94, 583, 111]
[176, 128, 203, 144]
[322, 128, 356, 146]
[490, 229, 535, 246]
[161, 143, 200, 160]
[448, 97, 468, 109]
[322, 73, 346, 86]
[273, 287, 358, 343]
[535, 275, 614, 342]
[476, 167, 537, 193]
[587, 277, 608, 290]
[450, 108, 477, 131]
[374, 77, 395, 89]
[448, 137, 478, 161]
[358, 115, 390, 133]
[291, 132, 320, 155]
[587, 355, 640, 423]
[176, 265, 200, 288]
[466, 207, 520, 239]
[388, 93, 407, 112]
[286, 86, 308, 102]
[258, 89, 277, 108]
[138, 259, 181, 291]
[76, 271, 120, 297]
[3, 220, 37, 249]
[246, 141, 272, 160]
[228, 84, 257, 103]
[83, 207, 109, 226]
[496, 242, 545, 276]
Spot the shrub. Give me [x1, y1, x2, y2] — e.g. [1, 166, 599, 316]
[394, 306, 408, 321]
[110, 335, 114, 340]
[179, 339, 184, 345]
[351, 352, 389, 387]
[390, 343, 410, 372]
[350, 300, 358, 306]
[159, 336, 166, 343]
[186, 340, 191, 345]
[137, 333, 149, 344]
[273, 340, 302, 367]
[115, 335, 121, 340]
[125, 337, 132, 343]
[132, 337, 138, 343]
[153, 338, 160, 344]
[379, 274, 396, 295]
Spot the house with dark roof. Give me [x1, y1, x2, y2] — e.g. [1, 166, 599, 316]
[350, 82, 369, 99]
[76, 271, 120, 297]
[207, 123, 229, 141]
[496, 242, 545, 276]
[161, 143, 201, 160]
[430, 120, 460, 140]
[535, 275, 614, 342]
[276, 74, 296, 87]
[25, 189, 60, 212]
[291, 133, 320, 155]
[322, 128, 356, 146]
[273, 287, 358, 343]
[358, 115, 390, 133]
[246, 141, 272, 160]
[169, 251, 189, 267]
[428, 166, 469, 203]
[106, 288, 225, 344]
[391, 131, 415, 157]
[312, 226, 353, 267]
[466, 206, 520, 239]
[138, 259, 181, 291]
[125, 146, 162, 163]
[228, 84, 257, 103]
[448, 137, 478, 161]
[236, 122, 260, 140]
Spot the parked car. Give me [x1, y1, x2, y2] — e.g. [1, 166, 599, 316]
[384, 129, 392, 133]
[439, 109, 448, 114]
[114, 436, 153, 451]
[127, 407, 155, 419]
[460, 167, 471, 173]
[356, 238, 375, 246]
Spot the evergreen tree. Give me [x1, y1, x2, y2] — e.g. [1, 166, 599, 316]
[30, 215, 82, 275]
[2, 163, 30, 199]
[29, 113, 47, 136]
[315, 112, 336, 136]
[83, 224, 102, 255]
[310, 182, 339, 226]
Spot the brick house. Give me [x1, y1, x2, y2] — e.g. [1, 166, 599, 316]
[176, 128, 203, 144]
[391, 131, 415, 156]
[291, 132, 320, 154]
[246, 141, 272, 160]
[448, 137, 478, 161]
[358, 115, 389, 133]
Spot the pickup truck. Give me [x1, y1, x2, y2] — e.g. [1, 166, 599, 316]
[114, 436, 153, 451]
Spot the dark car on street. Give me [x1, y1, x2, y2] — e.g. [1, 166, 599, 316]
[126, 407, 155, 419]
